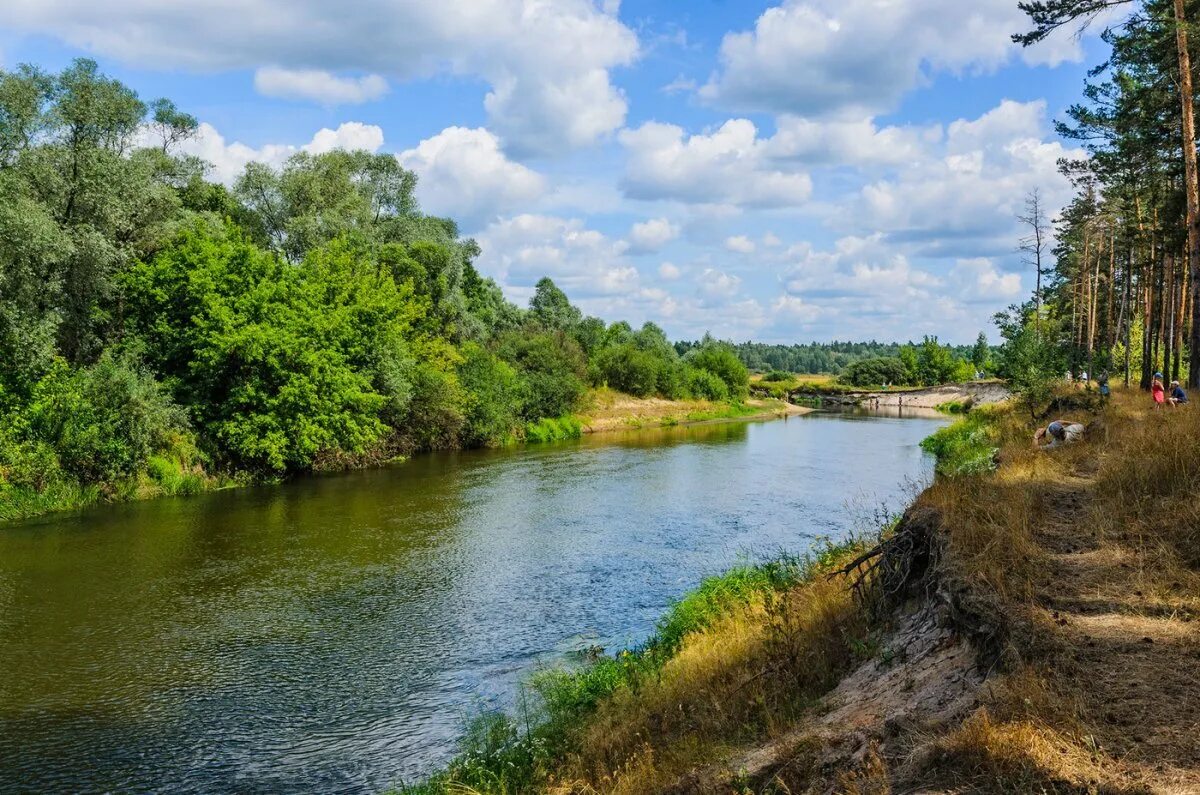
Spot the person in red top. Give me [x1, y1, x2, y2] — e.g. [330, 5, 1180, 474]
[1152, 373, 1166, 409]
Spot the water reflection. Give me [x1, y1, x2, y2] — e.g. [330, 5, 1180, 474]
[0, 411, 948, 793]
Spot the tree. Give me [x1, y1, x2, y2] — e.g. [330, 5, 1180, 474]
[1017, 0, 1200, 386]
[530, 277, 582, 331]
[971, 332, 991, 374]
[1019, 188, 1050, 334]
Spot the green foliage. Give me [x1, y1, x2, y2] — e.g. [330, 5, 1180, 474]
[920, 409, 1000, 477]
[123, 223, 416, 473]
[761, 369, 793, 382]
[457, 343, 522, 447]
[498, 329, 588, 421]
[27, 354, 189, 483]
[840, 356, 909, 387]
[993, 304, 1067, 418]
[524, 416, 583, 444]
[685, 341, 750, 399]
[684, 366, 731, 402]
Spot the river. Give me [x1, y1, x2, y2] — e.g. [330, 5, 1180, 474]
[0, 409, 948, 793]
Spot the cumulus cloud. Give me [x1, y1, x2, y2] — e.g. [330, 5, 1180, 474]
[949, 257, 1023, 303]
[475, 214, 641, 298]
[7, 0, 638, 156]
[700, 0, 1087, 117]
[254, 67, 389, 105]
[856, 99, 1082, 256]
[696, 268, 742, 302]
[724, 235, 756, 254]
[399, 126, 545, 230]
[627, 218, 680, 254]
[619, 119, 812, 207]
[658, 261, 682, 280]
[173, 121, 384, 185]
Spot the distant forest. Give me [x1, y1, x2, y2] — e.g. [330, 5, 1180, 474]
[678, 339, 980, 375]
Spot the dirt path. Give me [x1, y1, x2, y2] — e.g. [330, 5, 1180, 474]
[1029, 473, 1200, 793]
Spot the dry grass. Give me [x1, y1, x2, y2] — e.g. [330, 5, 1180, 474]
[907, 388, 1200, 793]
[545, 561, 871, 793]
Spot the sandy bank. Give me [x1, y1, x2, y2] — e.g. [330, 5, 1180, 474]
[580, 391, 812, 435]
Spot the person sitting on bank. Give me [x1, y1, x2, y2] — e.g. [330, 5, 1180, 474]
[1034, 419, 1085, 450]
[1169, 380, 1189, 407]
[1152, 373, 1166, 409]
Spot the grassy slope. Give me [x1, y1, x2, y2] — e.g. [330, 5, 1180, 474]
[407, 387, 1200, 793]
[579, 387, 806, 434]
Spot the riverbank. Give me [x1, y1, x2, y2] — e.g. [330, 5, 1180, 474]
[404, 387, 1199, 793]
[0, 391, 807, 523]
[579, 388, 810, 434]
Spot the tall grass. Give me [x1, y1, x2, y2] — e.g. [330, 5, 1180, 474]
[524, 416, 584, 444]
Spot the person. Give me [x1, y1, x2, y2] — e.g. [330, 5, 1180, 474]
[1152, 373, 1166, 410]
[1097, 371, 1110, 399]
[1169, 380, 1189, 407]
[1080, 370, 1089, 389]
[1034, 419, 1085, 450]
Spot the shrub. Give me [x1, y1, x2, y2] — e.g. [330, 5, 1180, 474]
[685, 342, 749, 399]
[684, 367, 730, 402]
[27, 355, 189, 484]
[762, 369, 793, 382]
[840, 357, 908, 387]
[457, 343, 522, 447]
[498, 329, 588, 420]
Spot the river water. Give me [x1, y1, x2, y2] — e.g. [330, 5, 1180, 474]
[0, 409, 948, 793]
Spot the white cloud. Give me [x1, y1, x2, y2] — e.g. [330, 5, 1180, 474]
[697, 268, 742, 301]
[700, 0, 1086, 117]
[855, 100, 1082, 256]
[399, 126, 545, 230]
[8, 0, 639, 157]
[627, 218, 680, 254]
[949, 257, 1023, 302]
[305, 121, 385, 154]
[172, 121, 383, 185]
[724, 235, 756, 254]
[475, 214, 640, 298]
[766, 115, 937, 167]
[254, 67, 389, 105]
[658, 261, 682, 280]
[619, 119, 812, 207]
[771, 294, 822, 323]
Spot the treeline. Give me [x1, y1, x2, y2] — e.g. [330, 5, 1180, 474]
[836, 335, 991, 388]
[712, 339, 981, 376]
[0, 59, 748, 517]
[1007, 0, 1200, 389]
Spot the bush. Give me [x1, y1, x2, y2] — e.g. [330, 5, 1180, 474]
[762, 369, 793, 382]
[596, 343, 662, 398]
[840, 357, 908, 387]
[498, 329, 588, 421]
[457, 343, 522, 447]
[684, 367, 730, 402]
[685, 342, 749, 399]
[27, 355, 189, 483]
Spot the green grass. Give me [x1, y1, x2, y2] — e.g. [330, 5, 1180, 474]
[921, 407, 1001, 477]
[397, 543, 859, 795]
[524, 415, 584, 444]
[935, 400, 969, 414]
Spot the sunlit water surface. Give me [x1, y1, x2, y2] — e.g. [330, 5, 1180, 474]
[0, 409, 948, 793]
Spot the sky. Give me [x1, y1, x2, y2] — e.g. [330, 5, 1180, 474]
[0, 0, 1115, 345]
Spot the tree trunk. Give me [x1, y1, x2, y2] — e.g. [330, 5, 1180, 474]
[1174, 0, 1200, 387]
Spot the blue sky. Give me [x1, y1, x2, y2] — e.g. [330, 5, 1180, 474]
[1, 0, 1113, 344]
